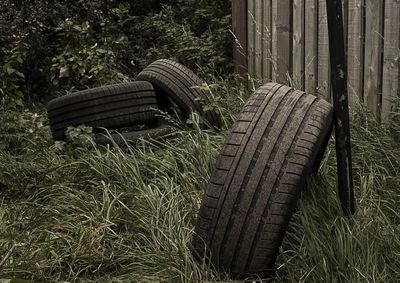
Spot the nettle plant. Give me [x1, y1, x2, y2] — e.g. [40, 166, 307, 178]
[50, 43, 125, 91]
[65, 125, 95, 148]
[0, 109, 51, 152]
[50, 19, 126, 92]
[0, 36, 29, 109]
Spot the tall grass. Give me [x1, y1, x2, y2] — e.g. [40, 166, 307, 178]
[0, 78, 399, 282]
[277, 104, 400, 282]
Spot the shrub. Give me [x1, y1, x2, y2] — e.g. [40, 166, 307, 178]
[50, 19, 127, 93]
[0, 36, 29, 109]
[0, 0, 232, 105]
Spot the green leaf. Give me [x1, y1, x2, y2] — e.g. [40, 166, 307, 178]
[6, 67, 16, 75]
[15, 99, 24, 107]
[96, 48, 107, 54]
[59, 67, 70, 78]
[15, 71, 25, 79]
[15, 90, 24, 98]
[79, 66, 85, 76]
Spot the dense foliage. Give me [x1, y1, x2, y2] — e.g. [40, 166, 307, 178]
[0, 0, 232, 108]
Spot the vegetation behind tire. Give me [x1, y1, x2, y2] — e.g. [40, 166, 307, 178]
[0, 0, 231, 109]
[193, 83, 334, 277]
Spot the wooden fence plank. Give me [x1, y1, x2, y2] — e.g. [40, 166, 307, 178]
[247, 0, 255, 78]
[272, 0, 291, 84]
[254, 0, 263, 80]
[363, 0, 384, 118]
[382, 0, 400, 121]
[305, 0, 318, 94]
[262, 0, 272, 81]
[318, 0, 330, 100]
[232, 0, 248, 76]
[272, 0, 277, 81]
[347, 0, 364, 104]
[342, 0, 349, 48]
[293, 0, 305, 89]
[236, 0, 399, 122]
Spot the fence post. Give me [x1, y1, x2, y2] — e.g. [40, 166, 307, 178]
[326, 0, 356, 216]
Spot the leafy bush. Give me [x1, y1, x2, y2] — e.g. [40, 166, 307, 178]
[0, 36, 29, 109]
[0, 0, 232, 105]
[122, 6, 231, 74]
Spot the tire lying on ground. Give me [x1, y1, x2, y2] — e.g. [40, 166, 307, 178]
[192, 83, 333, 277]
[136, 59, 222, 129]
[47, 82, 158, 140]
[95, 123, 177, 146]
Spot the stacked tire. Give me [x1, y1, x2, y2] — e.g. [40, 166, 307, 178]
[136, 59, 222, 129]
[47, 59, 222, 144]
[47, 82, 158, 141]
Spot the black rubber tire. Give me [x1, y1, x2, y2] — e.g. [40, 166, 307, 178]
[94, 123, 177, 146]
[192, 83, 333, 277]
[47, 82, 158, 140]
[136, 59, 222, 129]
[312, 124, 333, 174]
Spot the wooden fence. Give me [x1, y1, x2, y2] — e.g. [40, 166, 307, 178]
[232, 0, 400, 121]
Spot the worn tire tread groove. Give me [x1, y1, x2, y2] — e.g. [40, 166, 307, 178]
[137, 59, 221, 128]
[207, 84, 284, 251]
[224, 89, 302, 268]
[155, 59, 220, 126]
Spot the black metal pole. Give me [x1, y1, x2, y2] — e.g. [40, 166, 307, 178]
[325, 0, 355, 216]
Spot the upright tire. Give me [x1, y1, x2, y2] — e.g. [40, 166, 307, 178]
[136, 59, 222, 129]
[193, 83, 333, 277]
[47, 82, 158, 140]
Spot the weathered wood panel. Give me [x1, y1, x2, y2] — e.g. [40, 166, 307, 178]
[363, 0, 384, 118]
[382, 0, 400, 121]
[271, 0, 291, 84]
[293, 0, 305, 89]
[247, 0, 255, 78]
[254, 0, 263, 79]
[342, 0, 349, 47]
[232, 0, 248, 76]
[318, 0, 330, 100]
[347, 0, 364, 104]
[305, 0, 318, 94]
[234, 0, 400, 121]
[262, 0, 272, 81]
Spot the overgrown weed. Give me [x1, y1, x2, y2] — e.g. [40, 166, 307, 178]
[0, 84, 399, 282]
